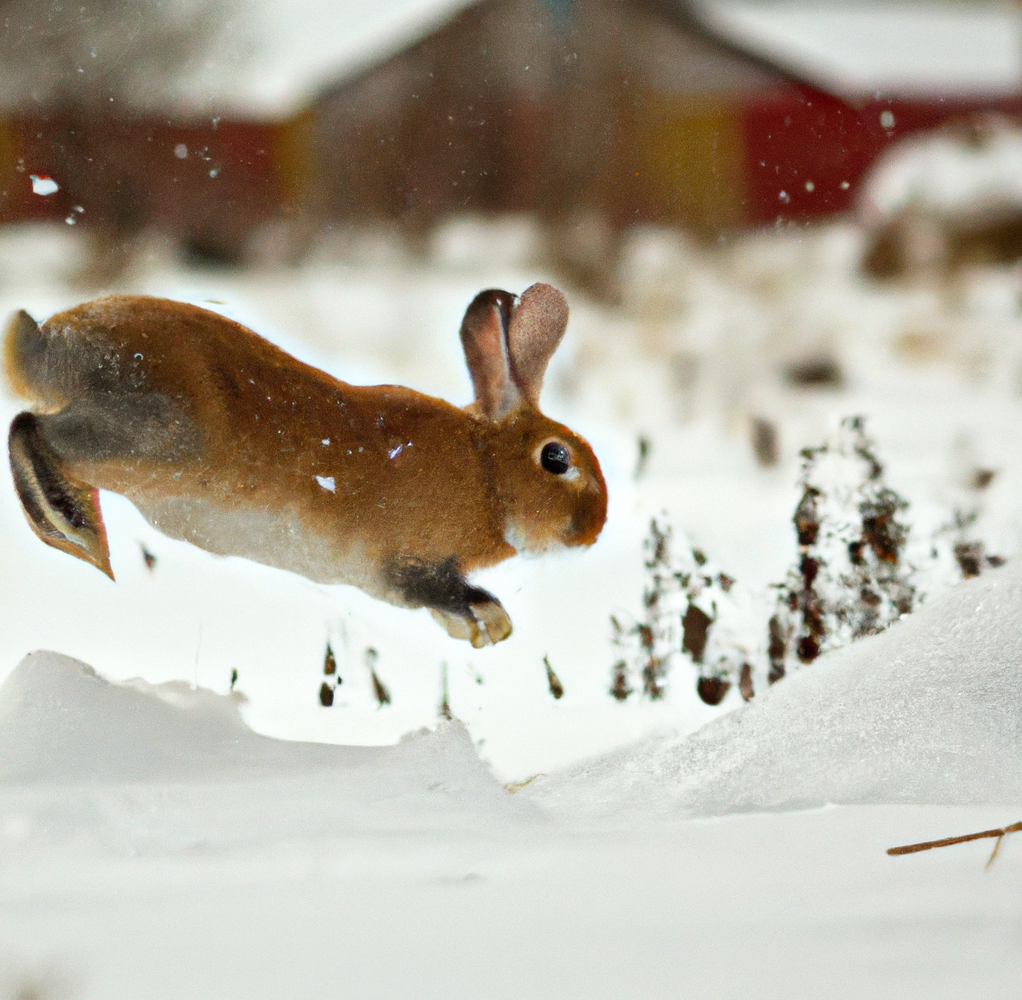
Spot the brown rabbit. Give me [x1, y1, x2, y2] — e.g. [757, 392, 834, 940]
[5, 284, 607, 647]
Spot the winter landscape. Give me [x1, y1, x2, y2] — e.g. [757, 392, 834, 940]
[1, 205, 1021, 997]
[3, 1, 1022, 997]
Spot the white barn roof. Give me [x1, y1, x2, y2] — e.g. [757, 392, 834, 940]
[699, 2, 1022, 100]
[9, 1, 1018, 118]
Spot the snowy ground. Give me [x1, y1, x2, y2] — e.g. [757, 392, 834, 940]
[0, 218, 1021, 997]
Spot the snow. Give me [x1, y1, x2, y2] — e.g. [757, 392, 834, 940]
[528, 561, 1022, 819]
[860, 116, 1022, 223]
[2, 212, 1022, 993]
[704, 2, 1022, 98]
[28, 176, 59, 197]
[0, 652, 518, 823]
[1, 629, 1020, 997]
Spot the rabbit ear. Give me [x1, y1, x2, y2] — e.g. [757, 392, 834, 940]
[460, 289, 522, 420]
[506, 283, 568, 406]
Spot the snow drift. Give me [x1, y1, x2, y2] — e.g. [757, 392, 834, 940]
[529, 562, 1022, 818]
[5, 558, 1021, 832]
[0, 652, 530, 853]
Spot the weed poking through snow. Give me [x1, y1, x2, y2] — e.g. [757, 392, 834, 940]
[768, 417, 915, 678]
[608, 641, 634, 702]
[610, 519, 754, 703]
[613, 417, 1007, 708]
[609, 416, 1008, 706]
[439, 661, 452, 720]
[367, 648, 391, 707]
[319, 642, 341, 706]
[544, 655, 564, 699]
[933, 503, 1005, 584]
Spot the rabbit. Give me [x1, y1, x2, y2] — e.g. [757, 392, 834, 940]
[4, 283, 607, 647]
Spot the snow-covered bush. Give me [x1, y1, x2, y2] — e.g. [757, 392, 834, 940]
[612, 417, 1011, 709]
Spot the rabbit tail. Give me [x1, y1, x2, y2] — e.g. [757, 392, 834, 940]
[4, 309, 56, 406]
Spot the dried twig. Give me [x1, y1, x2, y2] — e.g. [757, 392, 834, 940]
[888, 821, 1022, 868]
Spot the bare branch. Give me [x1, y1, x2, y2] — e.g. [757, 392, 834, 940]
[888, 822, 1022, 861]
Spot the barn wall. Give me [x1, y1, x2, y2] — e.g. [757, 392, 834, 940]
[307, 0, 790, 235]
[0, 114, 288, 260]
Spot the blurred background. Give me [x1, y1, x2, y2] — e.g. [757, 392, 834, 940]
[3, 0, 1022, 775]
[5, 0, 1022, 284]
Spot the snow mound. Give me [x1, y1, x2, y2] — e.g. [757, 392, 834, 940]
[0, 652, 522, 831]
[528, 564, 1022, 818]
[860, 115, 1022, 223]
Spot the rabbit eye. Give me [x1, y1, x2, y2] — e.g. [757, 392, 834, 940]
[541, 441, 571, 475]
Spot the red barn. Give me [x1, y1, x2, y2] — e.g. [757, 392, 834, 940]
[2, 0, 1021, 252]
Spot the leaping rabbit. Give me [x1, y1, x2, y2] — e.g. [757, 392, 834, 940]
[4, 284, 607, 647]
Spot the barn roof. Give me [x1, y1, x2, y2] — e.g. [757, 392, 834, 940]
[701, 2, 1022, 100]
[178, 0, 797, 117]
[6, 0, 1017, 118]
[172, 0, 479, 118]
[191, 1, 1022, 116]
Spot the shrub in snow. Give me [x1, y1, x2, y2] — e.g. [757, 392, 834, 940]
[613, 419, 1005, 708]
[768, 417, 914, 680]
[610, 519, 754, 704]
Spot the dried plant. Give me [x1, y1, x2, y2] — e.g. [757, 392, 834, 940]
[610, 518, 752, 703]
[768, 417, 914, 680]
[614, 418, 1006, 708]
[888, 821, 1021, 869]
[544, 655, 564, 700]
[367, 648, 391, 707]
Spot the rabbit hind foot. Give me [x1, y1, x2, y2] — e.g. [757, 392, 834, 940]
[8, 411, 114, 579]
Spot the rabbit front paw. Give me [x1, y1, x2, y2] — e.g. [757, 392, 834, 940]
[388, 556, 514, 646]
[430, 597, 512, 648]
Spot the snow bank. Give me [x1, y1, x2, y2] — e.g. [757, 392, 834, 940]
[860, 116, 1022, 224]
[0, 652, 528, 848]
[528, 563, 1022, 818]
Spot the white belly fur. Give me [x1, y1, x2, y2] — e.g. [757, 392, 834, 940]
[135, 494, 377, 594]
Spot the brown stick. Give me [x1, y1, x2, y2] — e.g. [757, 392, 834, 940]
[888, 821, 1022, 856]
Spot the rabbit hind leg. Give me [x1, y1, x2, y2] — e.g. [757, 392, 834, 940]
[387, 555, 512, 647]
[8, 411, 113, 579]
